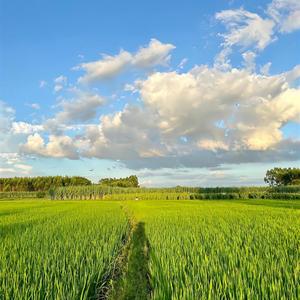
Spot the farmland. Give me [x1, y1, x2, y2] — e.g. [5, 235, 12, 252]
[0, 198, 299, 299]
[0, 201, 128, 299]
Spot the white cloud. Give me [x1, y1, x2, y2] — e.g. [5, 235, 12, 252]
[178, 58, 188, 69]
[77, 39, 175, 83]
[260, 62, 272, 76]
[22, 133, 79, 159]
[11, 122, 44, 134]
[216, 8, 275, 50]
[54, 75, 67, 93]
[39, 80, 47, 88]
[22, 63, 300, 168]
[133, 38, 175, 68]
[43, 91, 105, 134]
[78, 50, 133, 83]
[55, 92, 105, 123]
[214, 47, 232, 70]
[0, 153, 21, 165]
[283, 65, 300, 84]
[15, 163, 32, 173]
[268, 0, 300, 33]
[197, 139, 229, 151]
[242, 51, 256, 72]
[54, 75, 67, 84]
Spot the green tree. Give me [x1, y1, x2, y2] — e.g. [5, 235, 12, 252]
[99, 175, 139, 188]
[264, 168, 300, 186]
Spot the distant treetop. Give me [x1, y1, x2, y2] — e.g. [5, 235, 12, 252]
[99, 175, 139, 188]
[0, 176, 91, 192]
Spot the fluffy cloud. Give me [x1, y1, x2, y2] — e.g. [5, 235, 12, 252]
[216, 0, 300, 62]
[77, 39, 175, 83]
[22, 133, 79, 159]
[139, 67, 292, 151]
[21, 62, 300, 170]
[133, 38, 175, 68]
[79, 105, 165, 160]
[11, 122, 43, 134]
[216, 9, 275, 50]
[55, 92, 104, 123]
[44, 91, 105, 134]
[78, 50, 132, 83]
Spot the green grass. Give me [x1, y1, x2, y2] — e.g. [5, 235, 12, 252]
[126, 199, 300, 300]
[0, 200, 129, 299]
[110, 221, 150, 300]
[0, 199, 299, 299]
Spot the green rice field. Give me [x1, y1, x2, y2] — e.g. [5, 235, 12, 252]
[0, 199, 299, 299]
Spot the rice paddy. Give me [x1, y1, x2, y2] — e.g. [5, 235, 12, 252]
[0, 199, 299, 299]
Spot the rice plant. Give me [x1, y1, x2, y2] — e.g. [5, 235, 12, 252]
[0, 200, 128, 300]
[126, 200, 300, 300]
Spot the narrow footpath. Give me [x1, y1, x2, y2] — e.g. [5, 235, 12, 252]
[98, 209, 151, 300]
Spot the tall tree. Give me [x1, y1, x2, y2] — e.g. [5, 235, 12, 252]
[264, 168, 300, 186]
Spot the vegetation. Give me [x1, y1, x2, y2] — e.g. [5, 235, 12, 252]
[51, 184, 300, 200]
[0, 201, 128, 299]
[99, 175, 139, 188]
[0, 176, 91, 192]
[1, 199, 299, 299]
[127, 200, 300, 299]
[264, 167, 300, 186]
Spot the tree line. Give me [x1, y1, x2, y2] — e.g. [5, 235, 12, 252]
[99, 175, 139, 188]
[0, 176, 91, 192]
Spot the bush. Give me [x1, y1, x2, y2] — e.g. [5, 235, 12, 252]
[36, 192, 46, 198]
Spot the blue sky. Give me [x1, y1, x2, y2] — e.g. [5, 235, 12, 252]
[0, 0, 300, 186]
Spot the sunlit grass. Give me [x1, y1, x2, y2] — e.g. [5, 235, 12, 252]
[0, 201, 128, 299]
[127, 200, 300, 299]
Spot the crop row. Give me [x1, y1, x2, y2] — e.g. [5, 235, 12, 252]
[127, 200, 300, 299]
[1, 185, 300, 200]
[0, 201, 128, 299]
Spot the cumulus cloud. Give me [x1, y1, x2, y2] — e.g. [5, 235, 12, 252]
[55, 92, 104, 123]
[79, 105, 165, 160]
[22, 133, 79, 159]
[23, 62, 300, 171]
[139, 67, 291, 151]
[11, 122, 44, 134]
[77, 39, 175, 83]
[44, 91, 105, 134]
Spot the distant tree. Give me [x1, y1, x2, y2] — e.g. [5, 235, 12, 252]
[264, 168, 300, 186]
[0, 176, 92, 192]
[99, 175, 139, 188]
